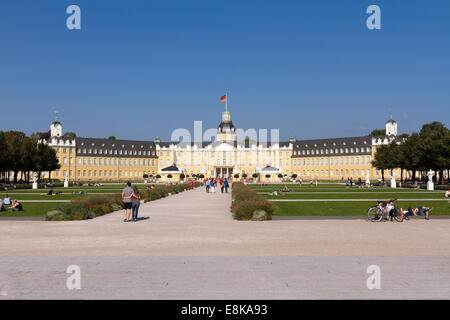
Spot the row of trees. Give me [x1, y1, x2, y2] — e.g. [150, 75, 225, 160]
[0, 131, 60, 184]
[372, 122, 450, 183]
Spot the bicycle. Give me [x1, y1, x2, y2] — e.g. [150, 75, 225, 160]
[367, 200, 403, 222]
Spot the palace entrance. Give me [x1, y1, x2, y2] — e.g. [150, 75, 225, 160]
[215, 167, 233, 178]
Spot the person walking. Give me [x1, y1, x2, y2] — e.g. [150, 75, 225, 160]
[205, 179, 210, 193]
[220, 179, 224, 193]
[122, 182, 133, 222]
[210, 178, 215, 193]
[130, 186, 141, 222]
[224, 178, 229, 193]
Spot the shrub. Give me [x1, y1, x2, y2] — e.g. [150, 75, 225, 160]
[231, 182, 276, 221]
[46, 182, 203, 221]
[232, 198, 275, 220]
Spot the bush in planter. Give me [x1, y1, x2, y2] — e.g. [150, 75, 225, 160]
[234, 174, 239, 179]
[231, 182, 276, 220]
[232, 197, 275, 221]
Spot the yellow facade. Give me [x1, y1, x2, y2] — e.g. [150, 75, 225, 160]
[41, 111, 400, 182]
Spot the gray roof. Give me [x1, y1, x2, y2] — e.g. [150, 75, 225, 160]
[292, 136, 372, 157]
[260, 165, 280, 172]
[161, 165, 179, 172]
[75, 137, 157, 158]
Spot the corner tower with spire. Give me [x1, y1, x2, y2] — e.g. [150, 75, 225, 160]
[385, 114, 398, 136]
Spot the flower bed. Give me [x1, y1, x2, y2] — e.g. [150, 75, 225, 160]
[231, 182, 276, 220]
[46, 182, 203, 221]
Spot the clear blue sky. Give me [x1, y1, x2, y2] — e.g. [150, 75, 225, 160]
[0, 0, 449, 141]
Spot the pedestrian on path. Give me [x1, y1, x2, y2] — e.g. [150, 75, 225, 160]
[190, 180, 194, 190]
[210, 178, 215, 193]
[224, 178, 229, 193]
[205, 179, 210, 193]
[220, 179, 224, 193]
[130, 186, 141, 222]
[122, 182, 133, 222]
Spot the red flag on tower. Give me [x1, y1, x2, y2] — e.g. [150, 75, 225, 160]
[220, 95, 227, 102]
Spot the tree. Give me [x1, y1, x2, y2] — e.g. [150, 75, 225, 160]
[35, 143, 60, 181]
[180, 173, 185, 180]
[5, 131, 27, 183]
[108, 136, 116, 140]
[234, 174, 239, 179]
[399, 132, 422, 182]
[63, 132, 77, 139]
[371, 144, 391, 181]
[143, 174, 149, 179]
[265, 174, 271, 179]
[291, 174, 298, 179]
[419, 122, 449, 183]
[277, 173, 283, 179]
[0, 132, 10, 181]
[242, 173, 247, 179]
[370, 129, 386, 136]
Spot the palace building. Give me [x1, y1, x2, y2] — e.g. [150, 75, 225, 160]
[40, 108, 400, 182]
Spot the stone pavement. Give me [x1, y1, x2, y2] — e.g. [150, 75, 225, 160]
[1, 186, 450, 299]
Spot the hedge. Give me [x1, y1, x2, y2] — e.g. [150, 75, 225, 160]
[231, 182, 276, 220]
[46, 182, 203, 221]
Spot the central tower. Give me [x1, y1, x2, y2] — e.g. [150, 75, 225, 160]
[217, 108, 236, 143]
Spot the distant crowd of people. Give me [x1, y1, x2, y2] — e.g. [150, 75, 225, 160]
[204, 177, 229, 193]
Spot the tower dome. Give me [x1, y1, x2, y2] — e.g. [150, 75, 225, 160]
[217, 108, 236, 142]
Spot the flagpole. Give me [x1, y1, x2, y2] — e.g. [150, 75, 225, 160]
[225, 92, 228, 112]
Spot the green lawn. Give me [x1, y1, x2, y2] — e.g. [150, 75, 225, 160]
[272, 201, 450, 216]
[264, 192, 446, 200]
[250, 184, 441, 193]
[0, 193, 117, 200]
[0, 202, 66, 217]
[246, 184, 450, 216]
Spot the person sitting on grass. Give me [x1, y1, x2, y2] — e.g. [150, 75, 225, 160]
[414, 205, 432, 220]
[386, 199, 397, 221]
[378, 201, 387, 219]
[3, 194, 11, 205]
[9, 200, 23, 212]
[400, 206, 415, 220]
[282, 185, 290, 192]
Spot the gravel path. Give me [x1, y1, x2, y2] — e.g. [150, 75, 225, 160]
[1, 186, 450, 299]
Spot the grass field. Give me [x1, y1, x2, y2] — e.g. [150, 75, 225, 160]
[248, 183, 450, 216]
[0, 202, 67, 217]
[0, 185, 124, 217]
[272, 201, 450, 216]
